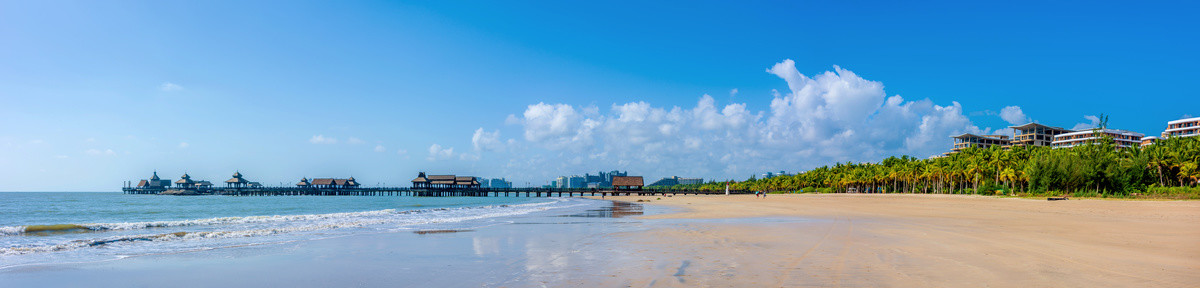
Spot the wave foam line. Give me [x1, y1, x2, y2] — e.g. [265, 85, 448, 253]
[0, 199, 567, 237]
[0, 199, 575, 255]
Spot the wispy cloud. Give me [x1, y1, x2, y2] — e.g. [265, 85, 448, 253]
[1072, 115, 1101, 130]
[179, 142, 190, 148]
[347, 137, 365, 145]
[427, 144, 454, 161]
[160, 82, 184, 92]
[309, 135, 338, 144]
[85, 149, 116, 156]
[374, 145, 386, 152]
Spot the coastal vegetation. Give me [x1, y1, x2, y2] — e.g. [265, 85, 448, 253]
[676, 134, 1200, 199]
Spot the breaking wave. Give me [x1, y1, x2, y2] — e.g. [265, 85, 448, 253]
[0, 199, 578, 256]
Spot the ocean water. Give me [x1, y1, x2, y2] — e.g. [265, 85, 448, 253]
[0, 192, 596, 270]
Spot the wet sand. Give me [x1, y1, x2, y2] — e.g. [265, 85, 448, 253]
[582, 194, 1200, 287]
[0, 199, 659, 287]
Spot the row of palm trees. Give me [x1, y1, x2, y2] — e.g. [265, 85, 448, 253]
[680, 135, 1200, 196]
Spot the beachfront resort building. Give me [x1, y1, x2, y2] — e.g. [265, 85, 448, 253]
[762, 171, 791, 179]
[1008, 123, 1072, 147]
[950, 134, 1011, 152]
[410, 172, 480, 189]
[135, 171, 172, 189]
[1163, 117, 1200, 138]
[1141, 136, 1159, 146]
[648, 176, 704, 187]
[1052, 129, 1144, 149]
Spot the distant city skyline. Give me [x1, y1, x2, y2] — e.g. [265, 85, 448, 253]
[1, 1, 1196, 191]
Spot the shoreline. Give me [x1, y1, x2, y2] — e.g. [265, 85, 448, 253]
[577, 194, 1200, 287]
[3, 194, 1196, 287]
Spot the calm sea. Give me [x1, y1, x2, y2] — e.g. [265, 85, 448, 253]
[0, 192, 593, 269]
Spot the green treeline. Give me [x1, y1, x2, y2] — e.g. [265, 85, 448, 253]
[675, 135, 1200, 198]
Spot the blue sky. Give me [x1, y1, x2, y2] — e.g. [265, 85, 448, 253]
[1, 0, 1196, 191]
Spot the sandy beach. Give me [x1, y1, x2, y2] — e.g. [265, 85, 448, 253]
[580, 194, 1200, 287]
[3, 194, 1197, 287]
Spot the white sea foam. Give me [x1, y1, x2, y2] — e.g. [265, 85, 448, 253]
[0, 226, 24, 236]
[0, 199, 567, 237]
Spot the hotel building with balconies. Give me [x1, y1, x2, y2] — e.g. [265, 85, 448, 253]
[950, 133, 1010, 153]
[1051, 129, 1144, 149]
[1163, 117, 1200, 139]
[1008, 123, 1072, 147]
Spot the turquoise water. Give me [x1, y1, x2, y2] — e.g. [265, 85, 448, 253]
[0, 192, 594, 269]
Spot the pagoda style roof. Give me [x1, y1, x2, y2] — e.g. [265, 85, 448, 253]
[175, 174, 195, 184]
[612, 176, 644, 187]
[297, 177, 310, 186]
[455, 176, 477, 185]
[311, 178, 358, 186]
[150, 171, 161, 181]
[226, 171, 249, 183]
[428, 175, 456, 181]
[136, 180, 150, 187]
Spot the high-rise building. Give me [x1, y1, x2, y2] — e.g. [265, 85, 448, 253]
[555, 176, 568, 188]
[484, 178, 512, 189]
[566, 175, 586, 188]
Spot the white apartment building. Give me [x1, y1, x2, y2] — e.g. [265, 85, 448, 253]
[1163, 117, 1200, 138]
[1052, 129, 1144, 148]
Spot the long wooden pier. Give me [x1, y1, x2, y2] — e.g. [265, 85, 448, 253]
[121, 187, 752, 197]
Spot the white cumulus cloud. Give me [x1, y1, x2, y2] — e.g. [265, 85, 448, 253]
[468, 60, 989, 183]
[999, 106, 1029, 125]
[472, 128, 504, 152]
[427, 144, 454, 161]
